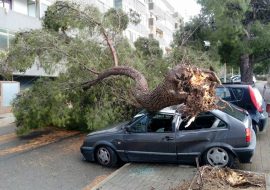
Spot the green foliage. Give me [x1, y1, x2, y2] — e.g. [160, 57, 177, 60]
[43, 1, 101, 31]
[172, 0, 270, 78]
[128, 9, 141, 25]
[13, 77, 137, 135]
[103, 8, 129, 32]
[0, 50, 11, 79]
[134, 37, 163, 59]
[196, 0, 270, 73]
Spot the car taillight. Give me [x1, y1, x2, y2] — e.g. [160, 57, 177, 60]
[248, 86, 263, 112]
[246, 128, 251, 143]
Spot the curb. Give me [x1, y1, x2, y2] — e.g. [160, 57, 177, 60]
[90, 163, 131, 190]
[266, 173, 270, 190]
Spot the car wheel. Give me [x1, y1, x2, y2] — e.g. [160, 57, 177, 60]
[252, 123, 258, 134]
[95, 146, 117, 167]
[203, 147, 234, 167]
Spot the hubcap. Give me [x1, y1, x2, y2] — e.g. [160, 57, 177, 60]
[97, 147, 110, 165]
[207, 147, 229, 167]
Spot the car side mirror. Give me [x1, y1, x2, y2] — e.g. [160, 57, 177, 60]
[125, 126, 131, 133]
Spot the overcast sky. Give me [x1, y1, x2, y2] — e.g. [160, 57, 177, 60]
[170, 0, 201, 22]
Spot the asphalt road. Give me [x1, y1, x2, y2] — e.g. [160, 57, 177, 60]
[0, 124, 116, 190]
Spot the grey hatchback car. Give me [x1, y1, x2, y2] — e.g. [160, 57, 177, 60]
[81, 103, 256, 167]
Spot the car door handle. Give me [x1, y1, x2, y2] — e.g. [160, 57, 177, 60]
[163, 136, 174, 141]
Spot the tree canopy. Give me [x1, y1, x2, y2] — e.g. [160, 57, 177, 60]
[174, 0, 270, 81]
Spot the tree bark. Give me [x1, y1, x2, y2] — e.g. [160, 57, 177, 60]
[83, 64, 221, 116]
[240, 54, 253, 83]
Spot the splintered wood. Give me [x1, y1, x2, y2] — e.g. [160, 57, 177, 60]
[175, 65, 221, 117]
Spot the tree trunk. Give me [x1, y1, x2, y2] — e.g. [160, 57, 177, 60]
[83, 64, 221, 116]
[240, 54, 253, 83]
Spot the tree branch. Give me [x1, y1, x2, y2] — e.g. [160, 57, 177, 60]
[101, 30, 119, 66]
[56, 1, 119, 67]
[253, 51, 270, 63]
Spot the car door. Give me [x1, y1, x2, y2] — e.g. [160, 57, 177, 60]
[175, 112, 229, 164]
[123, 112, 177, 163]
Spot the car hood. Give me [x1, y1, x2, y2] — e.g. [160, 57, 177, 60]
[87, 121, 128, 136]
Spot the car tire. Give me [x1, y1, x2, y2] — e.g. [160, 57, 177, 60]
[95, 146, 118, 167]
[252, 123, 259, 134]
[202, 147, 234, 167]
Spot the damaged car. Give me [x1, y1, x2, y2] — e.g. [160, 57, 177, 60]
[81, 102, 256, 167]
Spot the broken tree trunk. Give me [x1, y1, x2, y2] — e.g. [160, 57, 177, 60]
[83, 64, 221, 116]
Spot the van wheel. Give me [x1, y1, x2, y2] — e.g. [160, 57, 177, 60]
[202, 147, 234, 167]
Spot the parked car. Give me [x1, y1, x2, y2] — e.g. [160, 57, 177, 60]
[230, 75, 256, 84]
[219, 77, 231, 83]
[81, 102, 256, 168]
[216, 84, 268, 133]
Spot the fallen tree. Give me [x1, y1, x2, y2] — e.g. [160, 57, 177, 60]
[82, 64, 221, 117]
[6, 1, 221, 134]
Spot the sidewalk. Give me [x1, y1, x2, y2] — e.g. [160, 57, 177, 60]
[89, 163, 270, 190]
[90, 163, 197, 190]
[0, 112, 15, 127]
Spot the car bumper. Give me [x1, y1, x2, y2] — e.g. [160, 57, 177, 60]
[232, 130, 256, 163]
[258, 111, 268, 131]
[80, 146, 95, 161]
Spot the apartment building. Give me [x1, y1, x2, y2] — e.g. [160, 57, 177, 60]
[0, 0, 53, 113]
[0, 0, 54, 81]
[148, 0, 181, 53]
[74, 0, 113, 12]
[114, 0, 150, 43]
[113, 0, 181, 52]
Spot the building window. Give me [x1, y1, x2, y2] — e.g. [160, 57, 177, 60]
[149, 18, 154, 27]
[0, 33, 8, 50]
[149, 2, 153, 10]
[27, 0, 39, 18]
[156, 28, 163, 38]
[0, 0, 12, 10]
[0, 29, 14, 50]
[114, 0, 122, 9]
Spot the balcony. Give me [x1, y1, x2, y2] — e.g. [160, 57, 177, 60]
[0, 7, 41, 32]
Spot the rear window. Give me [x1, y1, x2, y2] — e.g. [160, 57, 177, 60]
[231, 88, 244, 101]
[216, 87, 233, 101]
[218, 101, 247, 122]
